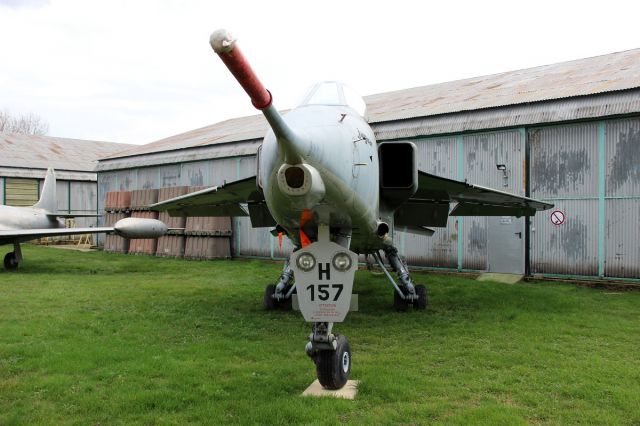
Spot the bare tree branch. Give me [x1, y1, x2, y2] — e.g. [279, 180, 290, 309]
[0, 110, 49, 135]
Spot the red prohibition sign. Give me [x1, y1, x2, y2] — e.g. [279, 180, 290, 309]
[550, 210, 565, 226]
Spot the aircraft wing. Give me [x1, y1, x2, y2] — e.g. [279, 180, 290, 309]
[416, 171, 553, 215]
[150, 176, 266, 218]
[0, 227, 114, 244]
[395, 171, 553, 229]
[48, 213, 102, 218]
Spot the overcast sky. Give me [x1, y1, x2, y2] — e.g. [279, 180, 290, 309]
[0, 0, 638, 145]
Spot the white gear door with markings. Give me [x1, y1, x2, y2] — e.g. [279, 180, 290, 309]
[290, 241, 358, 323]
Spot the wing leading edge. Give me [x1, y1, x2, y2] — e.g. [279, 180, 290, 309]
[150, 176, 276, 227]
[0, 227, 114, 244]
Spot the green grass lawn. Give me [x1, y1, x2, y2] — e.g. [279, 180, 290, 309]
[1, 245, 639, 425]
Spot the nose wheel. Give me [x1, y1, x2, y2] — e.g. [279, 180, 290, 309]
[305, 322, 352, 389]
[313, 334, 351, 389]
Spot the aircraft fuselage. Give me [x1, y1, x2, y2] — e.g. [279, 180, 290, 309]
[0, 205, 64, 245]
[259, 104, 382, 252]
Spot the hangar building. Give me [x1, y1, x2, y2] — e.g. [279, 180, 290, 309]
[96, 48, 640, 281]
[0, 133, 131, 236]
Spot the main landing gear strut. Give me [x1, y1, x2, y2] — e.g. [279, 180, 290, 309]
[264, 257, 295, 310]
[373, 247, 428, 311]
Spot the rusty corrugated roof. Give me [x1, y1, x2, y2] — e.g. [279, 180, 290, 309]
[102, 114, 270, 160]
[103, 48, 640, 160]
[0, 133, 133, 172]
[365, 48, 640, 123]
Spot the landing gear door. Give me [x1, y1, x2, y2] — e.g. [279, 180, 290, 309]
[291, 241, 358, 323]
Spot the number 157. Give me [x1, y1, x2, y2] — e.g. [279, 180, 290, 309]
[306, 284, 344, 301]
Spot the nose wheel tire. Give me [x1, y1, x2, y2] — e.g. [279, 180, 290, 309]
[4, 252, 18, 270]
[314, 334, 351, 390]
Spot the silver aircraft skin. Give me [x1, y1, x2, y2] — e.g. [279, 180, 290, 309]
[153, 29, 553, 389]
[0, 168, 168, 270]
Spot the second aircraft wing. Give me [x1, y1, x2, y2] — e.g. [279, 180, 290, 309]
[395, 171, 553, 230]
[150, 176, 275, 227]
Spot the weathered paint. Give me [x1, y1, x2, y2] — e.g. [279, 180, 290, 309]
[605, 118, 640, 196]
[71, 181, 98, 229]
[392, 136, 458, 268]
[604, 117, 640, 278]
[55, 181, 69, 212]
[137, 168, 160, 189]
[530, 199, 599, 275]
[181, 161, 209, 187]
[530, 122, 600, 275]
[530, 123, 598, 198]
[605, 199, 640, 278]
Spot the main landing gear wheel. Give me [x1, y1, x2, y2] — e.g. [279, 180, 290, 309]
[263, 284, 293, 311]
[314, 334, 351, 390]
[393, 284, 428, 311]
[414, 284, 428, 310]
[4, 252, 19, 270]
[264, 284, 277, 310]
[393, 287, 409, 312]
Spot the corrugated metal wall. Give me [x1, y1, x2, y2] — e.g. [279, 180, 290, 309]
[529, 117, 640, 279]
[604, 118, 640, 278]
[391, 130, 525, 271]
[463, 131, 525, 270]
[394, 136, 458, 268]
[71, 181, 98, 228]
[529, 123, 600, 276]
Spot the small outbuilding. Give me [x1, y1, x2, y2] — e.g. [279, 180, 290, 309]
[0, 133, 131, 234]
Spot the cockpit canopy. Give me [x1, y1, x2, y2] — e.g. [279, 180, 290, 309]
[297, 81, 367, 118]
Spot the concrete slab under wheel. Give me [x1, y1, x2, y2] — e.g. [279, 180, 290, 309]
[477, 273, 523, 284]
[301, 380, 359, 400]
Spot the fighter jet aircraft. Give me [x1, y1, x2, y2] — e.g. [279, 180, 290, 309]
[1, 168, 168, 270]
[152, 30, 553, 389]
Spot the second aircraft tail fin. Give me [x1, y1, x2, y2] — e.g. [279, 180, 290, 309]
[33, 168, 57, 213]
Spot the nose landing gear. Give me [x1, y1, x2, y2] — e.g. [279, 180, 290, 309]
[305, 322, 351, 390]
